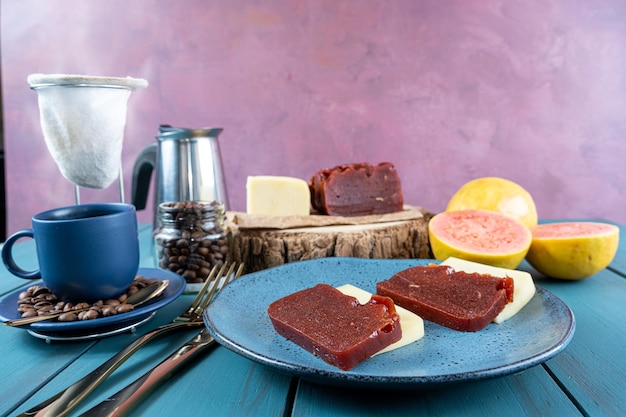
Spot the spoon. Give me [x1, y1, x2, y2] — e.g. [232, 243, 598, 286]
[3, 279, 170, 327]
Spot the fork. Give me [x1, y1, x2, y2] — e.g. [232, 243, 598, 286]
[19, 262, 244, 417]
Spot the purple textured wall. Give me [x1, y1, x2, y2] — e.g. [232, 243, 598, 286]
[2, 0, 626, 235]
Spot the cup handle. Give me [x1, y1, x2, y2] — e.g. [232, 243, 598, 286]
[1, 229, 41, 279]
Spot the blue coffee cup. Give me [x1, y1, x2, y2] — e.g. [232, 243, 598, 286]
[2, 203, 140, 302]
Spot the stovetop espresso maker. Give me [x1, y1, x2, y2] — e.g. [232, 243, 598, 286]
[132, 125, 229, 224]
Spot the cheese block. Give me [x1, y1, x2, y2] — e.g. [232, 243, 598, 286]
[441, 257, 536, 323]
[246, 176, 311, 216]
[337, 284, 424, 354]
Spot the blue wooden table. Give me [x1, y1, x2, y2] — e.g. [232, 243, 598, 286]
[1, 222, 625, 417]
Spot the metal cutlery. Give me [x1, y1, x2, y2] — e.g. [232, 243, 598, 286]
[79, 329, 217, 417]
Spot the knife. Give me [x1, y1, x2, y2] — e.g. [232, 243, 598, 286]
[78, 328, 217, 417]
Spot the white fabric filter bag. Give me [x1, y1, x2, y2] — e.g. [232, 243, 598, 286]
[28, 74, 148, 189]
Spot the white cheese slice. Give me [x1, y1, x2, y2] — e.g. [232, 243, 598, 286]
[441, 257, 536, 323]
[336, 284, 424, 355]
[246, 176, 311, 216]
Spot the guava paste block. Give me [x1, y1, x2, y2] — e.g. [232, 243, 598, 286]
[268, 283, 402, 370]
[377, 265, 514, 332]
[308, 162, 404, 216]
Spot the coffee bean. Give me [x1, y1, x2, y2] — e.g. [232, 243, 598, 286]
[116, 304, 134, 314]
[78, 310, 97, 320]
[59, 312, 78, 322]
[16, 276, 158, 322]
[31, 286, 49, 297]
[34, 301, 52, 310]
[191, 230, 204, 240]
[102, 306, 117, 317]
[182, 270, 196, 281]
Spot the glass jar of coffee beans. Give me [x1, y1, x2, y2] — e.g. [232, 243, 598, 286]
[153, 201, 230, 283]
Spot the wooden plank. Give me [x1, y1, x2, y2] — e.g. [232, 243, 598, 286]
[607, 223, 626, 277]
[292, 366, 581, 417]
[0, 328, 94, 417]
[7, 292, 188, 415]
[114, 347, 293, 417]
[537, 267, 626, 417]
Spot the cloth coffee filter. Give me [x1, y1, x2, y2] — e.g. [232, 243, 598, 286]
[27, 74, 148, 189]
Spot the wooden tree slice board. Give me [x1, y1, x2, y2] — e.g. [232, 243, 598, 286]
[230, 216, 432, 274]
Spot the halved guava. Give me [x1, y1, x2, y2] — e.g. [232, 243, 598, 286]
[526, 222, 619, 280]
[429, 209, 532, 269]
[446, 177, 538, 228]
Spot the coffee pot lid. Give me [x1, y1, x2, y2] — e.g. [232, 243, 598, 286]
[157, 125, 223, 140]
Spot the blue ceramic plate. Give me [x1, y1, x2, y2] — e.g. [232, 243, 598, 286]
[0, 268, 185, 338]
[204, 258, 576, 388]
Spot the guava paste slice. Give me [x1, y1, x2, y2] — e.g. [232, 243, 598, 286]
[377, 265, 513, 332]
[268, 283, 402, 370]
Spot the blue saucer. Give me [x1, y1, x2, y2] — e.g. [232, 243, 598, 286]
[0, 268, 185, 339]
